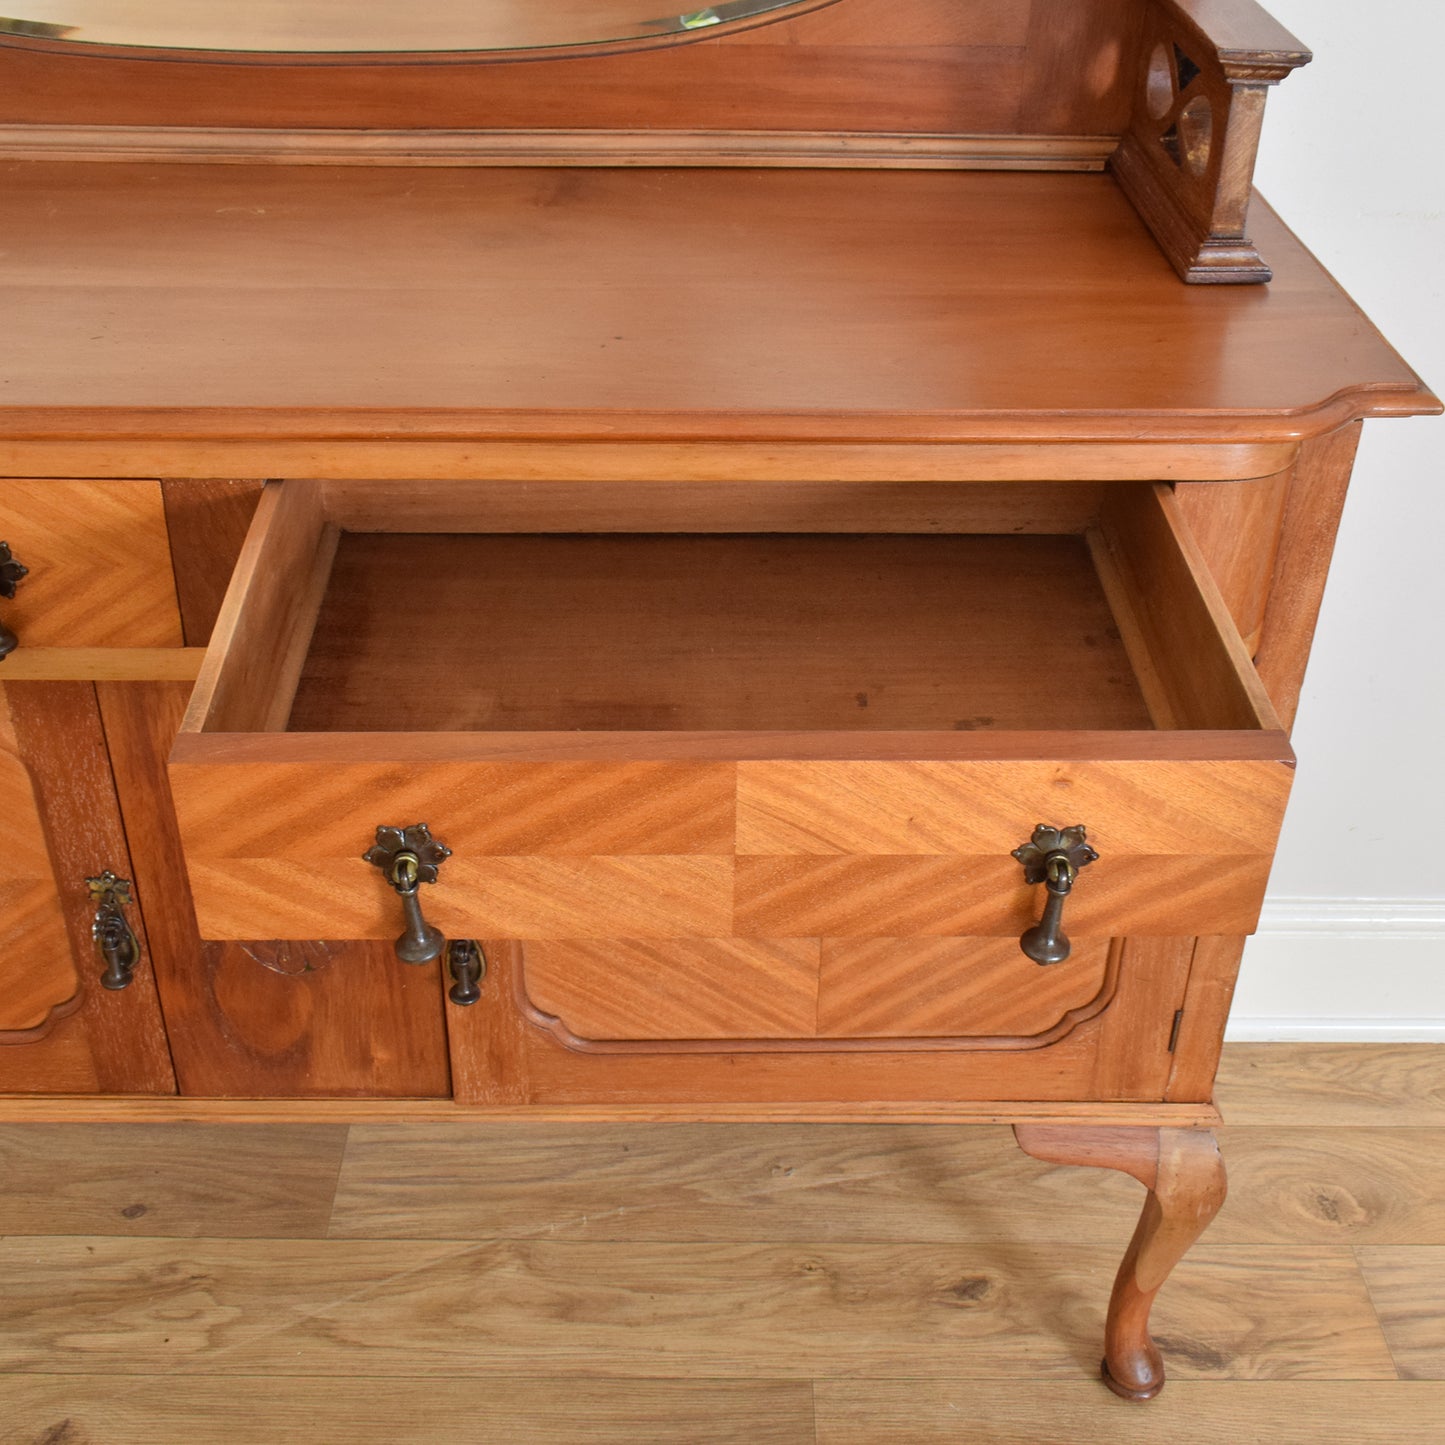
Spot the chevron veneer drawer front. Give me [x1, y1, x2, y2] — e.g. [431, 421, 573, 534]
[0, 479, 184, 649]
[167, 476, 1292, 956]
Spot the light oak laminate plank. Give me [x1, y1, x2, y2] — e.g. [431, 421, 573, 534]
[815, 1380, 1445, 1444]
[327, 1124, 1445, 1247]
[1356, 1247, 1445, 1381]
[0, 1240, 1393, 1380]
[5, 1120, 1431, 1250]
[0, 1125, 347, 1238]
[1212, 1130, 1445, 1246]
[1216, 1044, 1445, 1126]
[0, 1375, 815, 1445]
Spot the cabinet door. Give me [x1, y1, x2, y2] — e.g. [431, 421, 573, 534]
[98, 682, 451, 1098]
[0, 681, 175, 1094]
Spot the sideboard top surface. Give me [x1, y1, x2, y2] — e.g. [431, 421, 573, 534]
[1, 161, 1435, 446]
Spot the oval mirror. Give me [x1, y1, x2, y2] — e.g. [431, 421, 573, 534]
[0, 0, 836, 56]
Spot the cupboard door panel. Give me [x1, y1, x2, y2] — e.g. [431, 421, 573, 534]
[464, 936, 1194, 1107]
[0, 687, 78, 1036]
[522, 938, 821, 1042]
[98, 682, 450, 1098]
[817, 936, 1114, 1040]
[0, 681, 174, 1094]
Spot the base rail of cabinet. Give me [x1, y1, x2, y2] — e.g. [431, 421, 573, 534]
[0, 1095, 1222, 1126]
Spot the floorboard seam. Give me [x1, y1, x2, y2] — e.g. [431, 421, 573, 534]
[322, 1122, 353, 1240]
[1350, 1244, 1406, 1382]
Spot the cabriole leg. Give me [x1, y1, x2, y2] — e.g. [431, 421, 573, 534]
[1012, 1124, 1226, 1401]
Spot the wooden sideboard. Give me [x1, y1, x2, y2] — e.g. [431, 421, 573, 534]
[0, 0, 1437, 1401]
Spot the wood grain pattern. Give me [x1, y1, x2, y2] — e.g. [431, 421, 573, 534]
[0, 169, 1433, 441]
[327, 1118, 1445, 1248]
[172, 762, 738, 857]
[497, 935, 1188, 1105]
[817, 937, 1114, 1039]
[0, 1124, 347, 1237]
[0, 0, 1131, 135]
[0, 125, 1118, 170]
[1210, 1129, 1445, 1247]
[523, 939, 820, 1041]
[1174, 471, 1292, 652]
[0, 479, 182, 647]
[1216, 1044, 1445, 1127]
[736, 759, 1293, 854]
[187, 480, 335, 735]
[1252, 423, 1363, 730]
[288, 531, 1150, 734]
[182, 855, 736, 942]
[160, 478, 266, 645]
[1091, 483, 1280, 731]
[1166, 933, 1245, 1101]
[815, 1381, 1445, 1443]
[0, 683, 78, 1034]
[1356, 1248, 1445, 1380]
[733, 854, 1276, 937]
[0, 682, 174, 1094]
[518, 936, 1119, 1046]
[0, 647, 207, 681]
[0, 438, 1303, 484]
[322, 478, 1112, 537]
[0, 1238, 1394, 1379]
[0, 1376, 816, 1444]
[97, 681, 452, 1099]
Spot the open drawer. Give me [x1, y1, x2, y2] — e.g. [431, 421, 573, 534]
[169, 479, 1293, 956]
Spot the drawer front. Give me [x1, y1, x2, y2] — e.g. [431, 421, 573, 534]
[0, 479, 183, 648]
[169, 751, 1291, 943]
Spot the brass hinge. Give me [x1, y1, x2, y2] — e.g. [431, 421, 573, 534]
[1167, 1008, 1184, 1054]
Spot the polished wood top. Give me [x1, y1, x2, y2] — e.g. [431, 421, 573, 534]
[1, 163, 1435, 444]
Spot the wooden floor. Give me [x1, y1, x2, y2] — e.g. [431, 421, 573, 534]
[2, 1043, 1443, 1443]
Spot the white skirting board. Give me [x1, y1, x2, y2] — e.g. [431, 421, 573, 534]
[1226, 898, 1445, 1041]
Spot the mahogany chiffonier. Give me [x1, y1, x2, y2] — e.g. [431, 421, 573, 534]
[0, 0, 1436, 1400]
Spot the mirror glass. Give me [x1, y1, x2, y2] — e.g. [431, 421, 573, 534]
[0, 1, 823, 54]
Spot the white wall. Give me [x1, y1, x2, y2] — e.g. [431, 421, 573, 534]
[1226, 0, 1445, 1038]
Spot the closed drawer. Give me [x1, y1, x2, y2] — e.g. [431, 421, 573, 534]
[168, 478, 1293, 951]
[0, 479, 184, 649]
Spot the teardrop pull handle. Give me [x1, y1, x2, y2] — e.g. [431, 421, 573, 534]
[0, 541, 28, 661]
[363, 824, 451, 965]
[1012, 825, 1098, 965]
[86, 870, 140, 990]
[445, 938, 486, 1006]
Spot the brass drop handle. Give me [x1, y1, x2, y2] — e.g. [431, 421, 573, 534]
[87, 871, 140, 991]
[0, 541, 28, 661]
[364, 824, 451, 965]
[1013, 825, 1098, 966]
